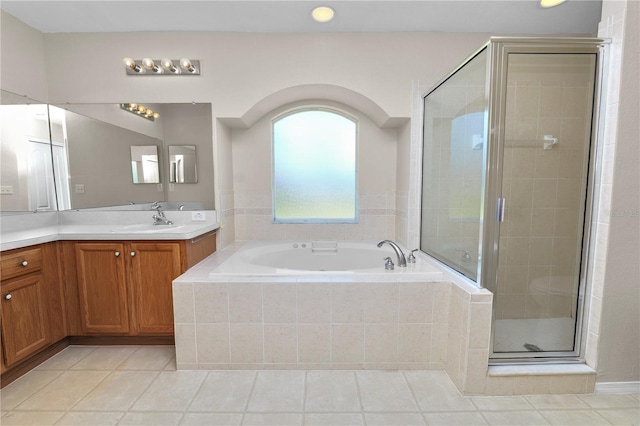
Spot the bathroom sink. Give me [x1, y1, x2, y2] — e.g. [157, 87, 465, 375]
[110, 224, 184, 233]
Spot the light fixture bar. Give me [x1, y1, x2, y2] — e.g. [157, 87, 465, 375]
[120, 103, 159, 121]
[123, 58, 200, 75]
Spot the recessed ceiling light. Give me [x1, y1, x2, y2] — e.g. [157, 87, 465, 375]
[312, 6, 335, 23]
[540, 0, 567, 8]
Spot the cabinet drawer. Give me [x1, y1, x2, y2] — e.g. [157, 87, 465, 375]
[1, 248, 43, 280]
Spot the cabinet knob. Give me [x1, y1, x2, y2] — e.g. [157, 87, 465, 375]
[115, 251, 121, 257]
[20, 260, 28, 267]
[5, 293, 12, 300]
[130, 251, 136, 257]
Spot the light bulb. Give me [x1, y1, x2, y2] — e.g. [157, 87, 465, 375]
[180, 58, 195, 73]
[312, 6, 335, 23]
[540, 0, 566, 7]
[137, 105, 146, 113]
[123, 57, 142, 73]
[152, 112, 160, 119]
[161, 58, 179, 73]
[142, 57, 163, 73]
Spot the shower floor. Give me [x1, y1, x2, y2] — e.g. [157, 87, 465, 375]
[493, 317, 576, 353]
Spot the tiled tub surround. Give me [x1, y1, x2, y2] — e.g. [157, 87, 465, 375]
[174, 242, 597, 395]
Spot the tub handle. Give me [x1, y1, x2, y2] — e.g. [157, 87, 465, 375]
[407, 249, 418, 263]
[384, 257, 395, 270]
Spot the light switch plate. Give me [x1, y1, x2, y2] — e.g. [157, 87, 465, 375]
[192, 211, 206, 221]
[75, 184, 85, 194]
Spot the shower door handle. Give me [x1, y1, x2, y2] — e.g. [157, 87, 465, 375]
[496, 198, 506, 222]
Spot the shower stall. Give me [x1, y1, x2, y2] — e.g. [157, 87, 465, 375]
[420, 37, 607, 361]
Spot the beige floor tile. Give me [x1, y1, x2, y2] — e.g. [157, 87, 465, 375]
[35, 346, 96, 370]
[131, 371, 207, 412]
[538, 409, 610, 425]
[578, 393, 640, 408]
[404, 370, 476, 412]
[117, 346, 176, 370]
[16, 370, 109, 411]
[188, 371, 256, 412]
[364, 412, 426, 425]
[241, 413, 303, 425]
[596, 408, 640, 425]
[180, 412, 243, 425]
[471, 396, 533, 411]
[305, 371, 361, 412]
[424, 412, 489, 425]
[304, 413, 364, 425]
[356, 371, 419, 412]
[480, 410, 550, 425]
[0, 370, 62, 410]
[525, 394, 590, 410]
[0, 410, 65, 425]
[247, 371, 305, 412]
[73, 371, 159, 411]
[70, 346, 138, 370]
[55, 411, 123, 425]
[119, 412, 184, 425]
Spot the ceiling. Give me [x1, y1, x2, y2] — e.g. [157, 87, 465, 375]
[1, 1, 602, 34]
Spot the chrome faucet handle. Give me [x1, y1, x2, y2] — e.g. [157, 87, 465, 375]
[407, 249, 418, 263]
[151, 201, 161, 210]
[384, 257, 395, 270]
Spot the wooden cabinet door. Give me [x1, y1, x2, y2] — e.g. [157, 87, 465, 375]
[75, 243, 129, 334]
[1, 274, 50, 367]
[129, 242, 183, 334]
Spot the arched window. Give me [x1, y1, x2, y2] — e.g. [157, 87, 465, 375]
[272, 109, 357, 223]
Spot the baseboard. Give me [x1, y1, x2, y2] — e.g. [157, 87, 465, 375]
[595, 381, 640, 394]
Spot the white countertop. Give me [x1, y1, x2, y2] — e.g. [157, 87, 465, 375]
[0, 210, 219, 251]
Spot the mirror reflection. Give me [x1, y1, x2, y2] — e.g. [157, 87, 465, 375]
[0, 90, 215, 213]
[169, 145, 197, 183]
[131, 145, 161, 184]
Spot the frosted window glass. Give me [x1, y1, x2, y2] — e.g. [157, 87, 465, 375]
[273, 110, 357, 223]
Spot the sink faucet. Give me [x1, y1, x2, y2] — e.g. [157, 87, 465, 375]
[377, 239, 407, 267]
[151, 201, 173, 225]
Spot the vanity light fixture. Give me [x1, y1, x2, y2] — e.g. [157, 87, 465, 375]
[123, 57, 200, 75]
[539, 0, 567, 8]
[311, 6, 335, 23]
[120, 103, 160, 121]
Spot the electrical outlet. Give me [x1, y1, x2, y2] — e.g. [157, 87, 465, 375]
[0, 186, 14, 195]
[169, 183, 175, 192]
[74, 184, 85, 194]
[157, 183, 163, 192]
[191, 211, 206, 222]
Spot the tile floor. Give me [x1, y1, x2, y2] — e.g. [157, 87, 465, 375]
[1, 346, 638, 425]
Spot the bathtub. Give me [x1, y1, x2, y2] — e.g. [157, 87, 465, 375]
[209, 240, 443, 279]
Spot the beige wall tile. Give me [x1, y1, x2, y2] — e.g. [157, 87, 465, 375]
[172, 283, 194, 324]
[331, 283, 364, 323]
[398, 283, 434, 323]
[229, 324, 263, 363]
[228, 283, 262, 323]
[174, 323, 197, 364]
[194, 283, 228, 323]
[363, 283, 399, 323]
[398, 324, 431, 362]
[264, 324, 297, 363]
[297, 284, 330, 324]
[364, 324, 398, 363]
[331, 325, 364, 363]
[196, 323, 230, 364]
[263, 283, 296, 323]
[298, 325, 330, 364]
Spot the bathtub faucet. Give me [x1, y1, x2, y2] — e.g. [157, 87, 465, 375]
[377, 240, 407, 268]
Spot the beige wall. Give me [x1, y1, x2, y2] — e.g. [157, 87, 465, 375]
[596, 0, 640, 384]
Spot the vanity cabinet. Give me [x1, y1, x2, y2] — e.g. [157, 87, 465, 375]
[0, 243, 65, 369]
[67, 231, 216, 337]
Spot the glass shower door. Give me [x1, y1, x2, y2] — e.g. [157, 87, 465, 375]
[491, 52, 598, 356]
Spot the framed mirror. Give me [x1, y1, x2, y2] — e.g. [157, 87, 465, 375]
[169, 145, 197, 183]
[131, 145, 160, 184]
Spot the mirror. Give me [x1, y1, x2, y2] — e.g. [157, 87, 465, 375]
[0, 92, 58, 213]
[131, 145, 161, 184]
[169, 145, 198, 183]
[0, 91, 215, 212]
